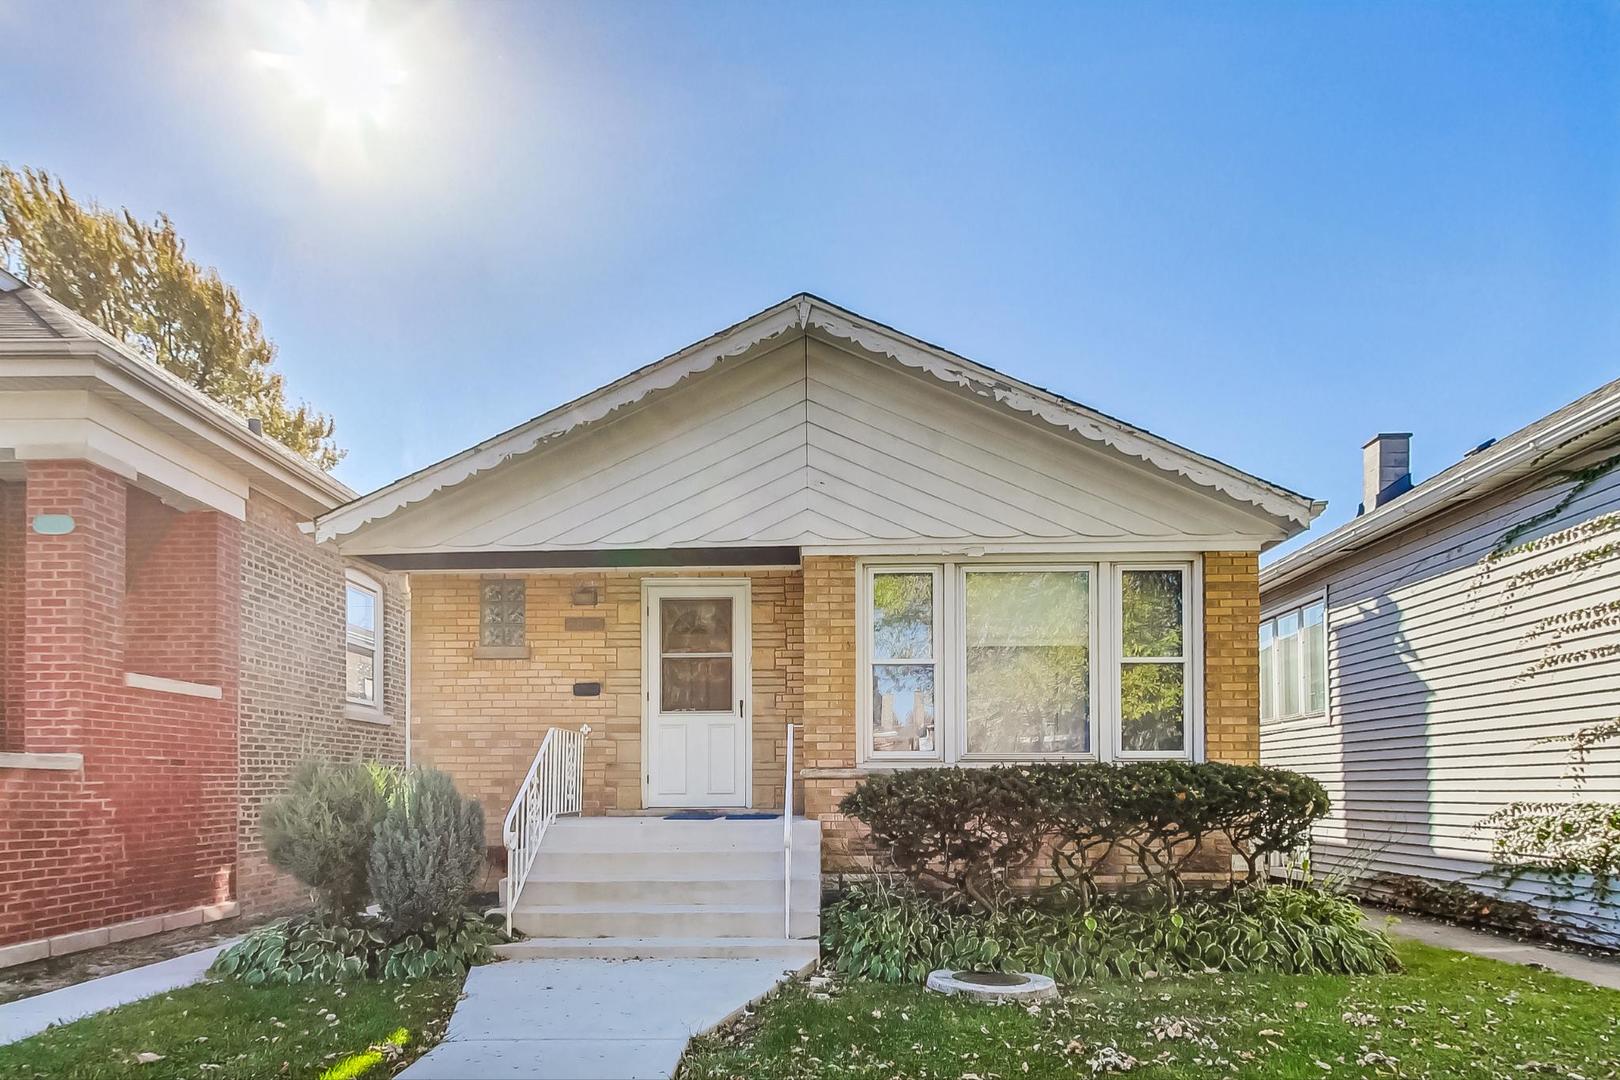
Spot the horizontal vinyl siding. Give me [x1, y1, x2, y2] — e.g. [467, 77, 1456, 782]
[1262, 461, 1620, 945]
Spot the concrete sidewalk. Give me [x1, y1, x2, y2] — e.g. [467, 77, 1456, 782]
[1369, 907, 1620, 990]
[400, 958, 805, 1080]
[0, 941, 234, 1046]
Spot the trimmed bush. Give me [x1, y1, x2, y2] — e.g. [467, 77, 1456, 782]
[840, 762, 1329, 908]
[370, 766, 487, 933]
[822, 883, 1398, 983]
[262, 760, 396, 919]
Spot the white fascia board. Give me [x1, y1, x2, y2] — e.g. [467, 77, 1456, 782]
[1261, 385, 1620, 594]
[319, 295, 1319, 545]
[0, 390, 251, 517]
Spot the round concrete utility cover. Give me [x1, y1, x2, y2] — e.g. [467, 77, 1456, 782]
[925, 969, 1058, 1003]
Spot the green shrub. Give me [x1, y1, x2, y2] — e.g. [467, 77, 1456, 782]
[262, 761, 396, 918]
[211, 911, 500, 985]
[370, 767, 487, 933]
[822, 883, 1398, 983]
[840, 762, 1329, 908]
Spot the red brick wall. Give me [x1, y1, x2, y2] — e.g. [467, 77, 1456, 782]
[236, 493, 405, 911]
[0, 463, 240, 948]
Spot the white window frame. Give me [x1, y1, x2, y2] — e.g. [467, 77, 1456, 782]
[344, 568, 384, 718]
[954, 563, 1098, 764]
[856, 555, 1203, 766]
[859, 565, 946, 762]
[1259, 591, 1328, 724]
[1112, 562, 1196, 761]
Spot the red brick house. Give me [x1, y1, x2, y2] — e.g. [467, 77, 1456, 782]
[0, 269, 406, 967]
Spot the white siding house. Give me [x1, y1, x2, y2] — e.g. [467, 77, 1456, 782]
[1261, 380, 1620, 946]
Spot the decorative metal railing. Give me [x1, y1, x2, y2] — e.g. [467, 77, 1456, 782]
[502, 724, 590, 935]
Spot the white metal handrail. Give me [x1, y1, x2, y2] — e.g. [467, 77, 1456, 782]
[502, 723, 590, 934]
[783, 723, 796, 938]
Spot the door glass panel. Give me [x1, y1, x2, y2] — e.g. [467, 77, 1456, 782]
[660, 598, 732, 654]
[659, 597, 733, 712]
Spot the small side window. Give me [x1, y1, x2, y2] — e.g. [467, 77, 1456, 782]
[345, 573, 382, 707]
[480, 578, 527, 648]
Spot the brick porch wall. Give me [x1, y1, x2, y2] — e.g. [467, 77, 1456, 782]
[409, 568, 802, 845]
[0, 462, 240, 949]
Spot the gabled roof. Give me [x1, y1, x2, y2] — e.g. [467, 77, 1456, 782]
[1262, 375, 1620, 593]
[318, 294, 1320, 545]
[0, 268, 353, 513]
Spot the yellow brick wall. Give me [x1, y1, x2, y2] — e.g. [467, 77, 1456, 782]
[410, 568, 801, 843]
[1202, 551, 1261, 764]
[798, 555, 874, 872]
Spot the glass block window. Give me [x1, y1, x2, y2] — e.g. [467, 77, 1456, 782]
[480, 578, 527, 648]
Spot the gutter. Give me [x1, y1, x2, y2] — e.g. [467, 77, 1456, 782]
[1262, 386, 1620, 593]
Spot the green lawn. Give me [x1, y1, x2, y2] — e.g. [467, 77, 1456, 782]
[0, 975, 463, 1080]
[680, 940, 1620, 1079]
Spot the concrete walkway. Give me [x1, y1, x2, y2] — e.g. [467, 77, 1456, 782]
[1370, 907, 1620, 990]
[400, 958, 804, 1080]
[0, 941, 233, 1045]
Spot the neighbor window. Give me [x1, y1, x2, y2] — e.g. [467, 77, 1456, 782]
[480, 577, 527, 648]
[861, 560, 1195, 764]
[345, 572, 382, 708]
[1260, 597, 1326, 721]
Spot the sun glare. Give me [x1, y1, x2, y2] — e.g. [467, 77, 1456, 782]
[249, 1, 407, 136]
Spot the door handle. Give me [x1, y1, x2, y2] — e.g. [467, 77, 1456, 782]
[738, 698, 744, 717]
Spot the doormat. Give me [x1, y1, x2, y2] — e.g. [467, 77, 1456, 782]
[724, 813, 776, 820]
[662, 811, 722, 820]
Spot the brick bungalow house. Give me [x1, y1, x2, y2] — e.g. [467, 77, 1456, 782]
[0, 268, 406, 967]
[315, 295, 1323, 958]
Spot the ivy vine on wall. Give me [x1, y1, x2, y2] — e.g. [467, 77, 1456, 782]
[1476, 447, 1620, 915]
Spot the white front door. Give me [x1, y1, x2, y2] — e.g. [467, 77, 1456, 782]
[645, 581, 750, 808]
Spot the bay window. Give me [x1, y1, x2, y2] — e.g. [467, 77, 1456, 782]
[860, 559, 1196, 764]
[1259, 597, 1326, 721]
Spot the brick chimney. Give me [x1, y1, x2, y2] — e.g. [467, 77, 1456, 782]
[1361, 433, 1412, 514]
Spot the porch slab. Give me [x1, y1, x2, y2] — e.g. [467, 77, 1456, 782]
[400, 957, 806, 1079]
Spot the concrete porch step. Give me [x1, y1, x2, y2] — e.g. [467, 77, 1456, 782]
[524, 875, 820, 908]
[539, 817, 821, 854]
[511, 902, 818, 940]
[530, 847, 820, 881]
[492, 937, 821, 964]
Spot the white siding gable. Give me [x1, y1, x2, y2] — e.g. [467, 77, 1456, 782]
[342, 337, 1285, 555]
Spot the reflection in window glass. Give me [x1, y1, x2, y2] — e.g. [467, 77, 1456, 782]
[1121, 569, 1183, 658]
[1276, 611, 1301, 718]
[871, 573, 933, 660]
[1302, 602, 1326, 714]
[1120, 663, 1185, 751]
[871, 664, 936, 753]
[870, 572, 936, 754]
[1259, 620, 1275, 721]
[964, 571, 1090, 755]
[345, 581, 378, 705]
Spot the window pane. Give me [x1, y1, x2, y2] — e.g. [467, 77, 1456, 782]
[964, 571, 1090, 755]
[1122, 569, 1183, 658]
[1302, 601, 1326, 714]
[346, 646, 375, 703]
[871, 664, 936, 753]
[660, 657, 732, 711]
[480, 578, 526, 648]
[346, 584, 376, 637]
[1276, 612, 1301, 717]
[660, 598, 732, 654]
[871, 572, 933, 660]
[1258, 620, 1275, 721]
[1120, 663, 1184, 752]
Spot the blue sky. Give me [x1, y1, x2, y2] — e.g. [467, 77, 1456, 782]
[4, 1, 1616, 558]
